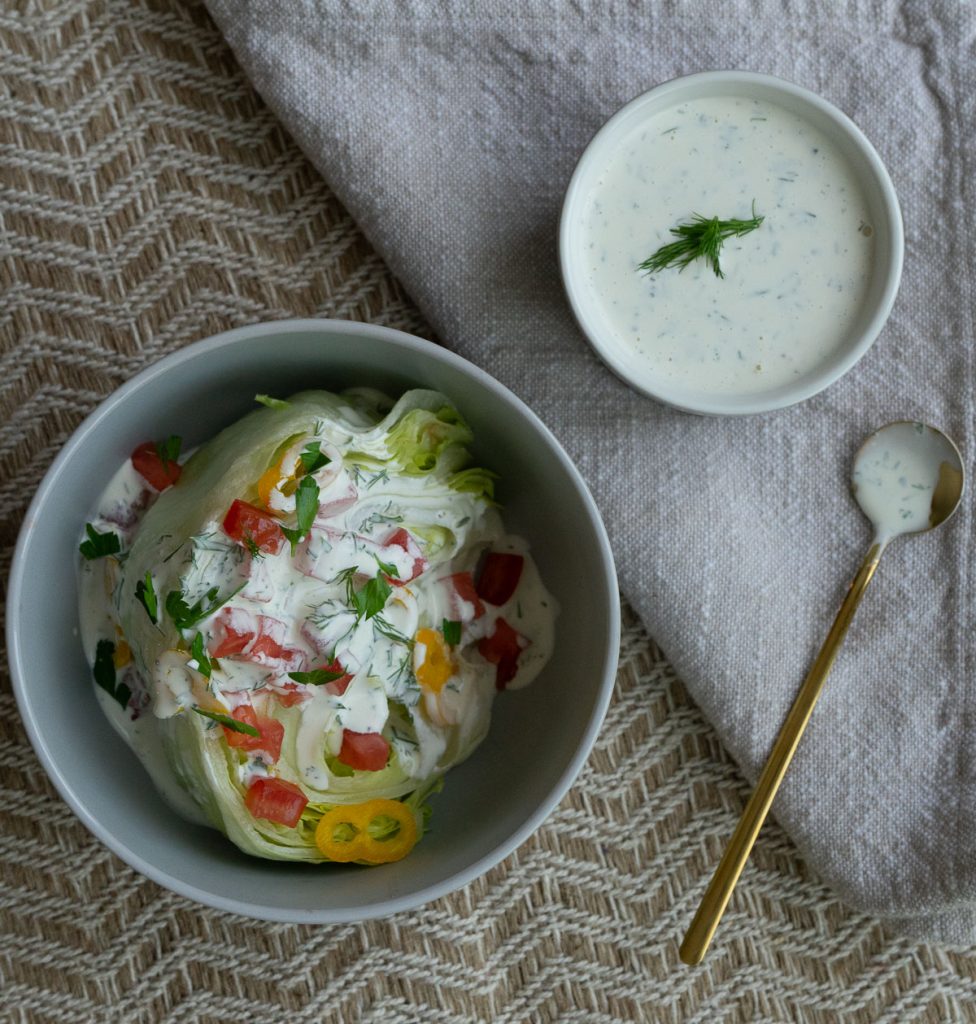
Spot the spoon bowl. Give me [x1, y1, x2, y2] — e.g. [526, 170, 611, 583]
[852, 421, 964, 539]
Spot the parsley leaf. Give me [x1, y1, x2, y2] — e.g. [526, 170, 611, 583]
[166, 585, 239, 630]
[192, 706, 259, 736]
[255, 394, 289, 409]
[288, 668, 345, 686]
[442, 619, 462, 646]
[155, 435, 182, 471]
[280, 475, 320, 553]
[374, 554, 400, 579]
[337, 566, 392, 622]
[93, 639, 132, 711]
[190, 633, 212, 678]
[351, 575, 392, 621]
[135, 571, 158, 623]
[299, 441, 331, 475]
[79, 523, 121, 561]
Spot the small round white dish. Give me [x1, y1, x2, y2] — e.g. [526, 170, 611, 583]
[6, 318, 619, 923]
[560, 70, 904, 416]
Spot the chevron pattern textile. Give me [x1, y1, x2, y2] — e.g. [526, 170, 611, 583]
[2, 2, 976, 1021]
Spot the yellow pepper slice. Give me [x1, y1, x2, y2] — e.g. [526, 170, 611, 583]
[257, 461, 282, 508]
[314, 799, 419, 864]
[414, 627, 455, 693]
[113, 639, 132, 669]
[258, 453, 304, 508]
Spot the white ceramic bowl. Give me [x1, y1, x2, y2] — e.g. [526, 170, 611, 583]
[7, 319, 619, 922]
[560, 70, 904, 416]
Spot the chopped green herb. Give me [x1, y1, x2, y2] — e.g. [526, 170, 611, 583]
[155, 435, 182, 471]
[374, 554, 400, 579]
[299, 441, 331, 474]
[93, 639, 131, 710]
[373, 615, 414, 647]
[350, 574, 392, 621]
[638, 201, 764, 279]
[192, 707, 259, 736]
[242, 532, 262, 559]
[135, 570, 158, 623]
[255, 394, 289, 409]
[190, 633, 212, 678]
[442, 619, 462, 646]
[79, 523, 121, 561]
[288, 668, 345, 686]
[280, 475, 320, 553]
[166, 584, 239, 630]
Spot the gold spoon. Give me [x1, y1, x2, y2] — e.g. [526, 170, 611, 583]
[679, 421, 965, 965]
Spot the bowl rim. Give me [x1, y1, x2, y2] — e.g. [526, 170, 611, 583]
[7, 317, 621, 922]
[558, 69, 905, 416]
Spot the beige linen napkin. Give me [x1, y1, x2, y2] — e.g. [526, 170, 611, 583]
[203, 0, 976, 940]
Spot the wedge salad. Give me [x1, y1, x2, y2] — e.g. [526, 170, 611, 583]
[78, 389, 556, 864]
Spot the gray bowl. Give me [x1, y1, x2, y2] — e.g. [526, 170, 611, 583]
[7, 319, 619, 922]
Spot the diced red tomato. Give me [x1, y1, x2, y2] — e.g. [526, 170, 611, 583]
[244, 777, 307, 827]
[209, 608, 305, 671]
[275, 685, 307, 708]
[315, 479, 359, 521]
[323, 658, 354, 696]
[384, 528, 427, 585]
[252, 632, 294, 661]
[131, 441, 182, 491]
[222, 499, 284, 555]
[337, 730, 390, 771]
[476, 553, 524, 606]
[478, 617, 528, 690]
[221, 705, 284, 762]
[439, 572, 485, 621]
[210, 613, 249, 657]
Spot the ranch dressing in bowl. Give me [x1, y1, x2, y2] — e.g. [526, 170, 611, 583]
[560, 72, 903, 415]
[583, 95, 873, 394]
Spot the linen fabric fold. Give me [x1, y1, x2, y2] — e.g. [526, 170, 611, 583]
[203, 0, 976, 941]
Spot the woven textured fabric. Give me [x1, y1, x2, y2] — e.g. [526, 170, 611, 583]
[2, 2, 976, 1021]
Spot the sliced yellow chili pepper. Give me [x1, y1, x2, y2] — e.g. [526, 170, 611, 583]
[315, 799, 418, 864]
[257, 461, 282, 508]
[258, 454, 303, 508]
[113, 639, 132, 669]
[414, 627, 455, 693]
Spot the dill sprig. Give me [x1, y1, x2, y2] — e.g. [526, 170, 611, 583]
[638, 202, 764, 279]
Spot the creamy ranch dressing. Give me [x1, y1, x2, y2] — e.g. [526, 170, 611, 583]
[852, 422, 962, 541]
[78, 461, 209, 823]
[581, 95, 875, 395]
[77, 393, 557, 847]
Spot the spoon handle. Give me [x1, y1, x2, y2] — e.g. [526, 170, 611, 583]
[679, 542, 885, 966]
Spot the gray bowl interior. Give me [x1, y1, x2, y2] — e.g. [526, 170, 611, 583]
[8, 320, 618, 921]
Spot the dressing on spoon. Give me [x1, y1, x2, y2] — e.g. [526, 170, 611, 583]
[852, 420, 964, 543]
[680, 421, 965, 966]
